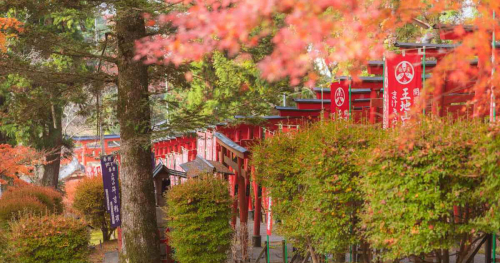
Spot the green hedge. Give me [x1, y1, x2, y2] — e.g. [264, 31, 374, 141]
[7, 214, 89, 263]
[0, 229, 7, 263]
[166, 176, 233, 263]
[360, 119, 489, 259]
[253, 121, 380, 258]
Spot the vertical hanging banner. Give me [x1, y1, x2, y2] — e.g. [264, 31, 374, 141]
[101, 155, 121, 228]
[266, 196, 272, 236]
[330, 80, 350, 120]
[383, 53, 422, 128]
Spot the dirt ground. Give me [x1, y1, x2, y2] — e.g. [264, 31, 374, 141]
[88, 240, 118, 263]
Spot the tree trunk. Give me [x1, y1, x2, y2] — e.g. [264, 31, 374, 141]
[41, 103, 63, 189]
[442, 249, 449, 263]
[102, 226, 110, 242]
[116, 7, 161, 263]
[308, 244, 320, 263]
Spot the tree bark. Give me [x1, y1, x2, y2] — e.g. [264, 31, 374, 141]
[40, 103, 63, 189]
[442, 249, 449, 263]
[116, 6, 161, 263]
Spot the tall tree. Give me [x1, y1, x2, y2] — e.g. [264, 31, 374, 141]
[114, 3, 161, 260]
[0, 0, 192, 261]
[0, 7, 100, 188]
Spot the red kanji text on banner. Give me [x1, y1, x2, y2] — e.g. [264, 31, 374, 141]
[383, 54, 422, 128]
[330, 80, 350, 120]
[266, 196, 272, 236]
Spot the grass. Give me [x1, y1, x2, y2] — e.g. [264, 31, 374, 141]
[90, 230, 104, 246]
[89, 229, 118, 245]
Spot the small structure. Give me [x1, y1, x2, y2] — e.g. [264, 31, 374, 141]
[152, 163, 187, 207]
[180, 155, 234, 179]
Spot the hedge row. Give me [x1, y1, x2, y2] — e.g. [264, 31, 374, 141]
[0, 185, 63, 227]
[0, 185, 89, 262]
[7, 214, 89, 263]
[253, 118, 499, 261]
[166, 176, 233, 263]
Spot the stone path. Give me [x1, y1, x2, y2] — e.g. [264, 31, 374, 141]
[103, 251, 119, 263]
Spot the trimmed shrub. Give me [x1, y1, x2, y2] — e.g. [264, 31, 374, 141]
[0, 185, 63, 227]
[253, 120, 379, 259]
[361, 119, 489, 260]
[3, 185, 63, 214]
[7, 214, 90, 263]
[0, 229, 7, 263]
[73, 176, 115, 241]
[166, 176, 233, 263]
[474, 122, 500, 232]
[0, 196, 46, 228]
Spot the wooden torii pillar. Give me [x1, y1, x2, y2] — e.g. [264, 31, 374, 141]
[215, 132, 251, 259]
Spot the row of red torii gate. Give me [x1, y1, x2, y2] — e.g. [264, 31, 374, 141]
[151, 37, 499, 259]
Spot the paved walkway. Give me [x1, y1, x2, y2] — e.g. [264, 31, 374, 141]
[103, 251, 119, 263]
[232, 218, 292, 263]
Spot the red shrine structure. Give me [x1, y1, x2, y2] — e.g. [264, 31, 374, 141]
[72, 134, 121, 176]
[150, 37, 500, 261]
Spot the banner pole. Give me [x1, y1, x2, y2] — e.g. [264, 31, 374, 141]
[493, 13, 497, 262]
[349, 77, 352, 119]
[492, 10, 496, 122]
[492, 10, 497, 262]
[493, 234, 497, 263]
[382, 55, 387, 129]
[267, 235, 270, 263]
[422, 46, 426, 115]
[284, 239, 288, 263]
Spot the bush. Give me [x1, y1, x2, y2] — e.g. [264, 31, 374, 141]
[253, 120, 379, 260]
[474, 122, 500, 232]
[0, 197, 46, 228]
[0, 185, 63, 227]
[166, 176, 233, 263]
[361, 119, 489, 260]
[0, 229, 7, 263]
[7, 213, 90, 263]
[73, 176, 115, 241]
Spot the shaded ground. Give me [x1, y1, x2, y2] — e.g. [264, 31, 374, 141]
[88, 240, 118, 263]
[87, 218, 498, 263]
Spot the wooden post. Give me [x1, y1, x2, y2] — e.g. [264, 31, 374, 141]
[252, 166, 262, 247]
[237, 157, 249, 260]
[369, 89, 377, 124]
[265, 241, 269, 263]
[487, 234, 493, 263]
[432, 79, 445, 117]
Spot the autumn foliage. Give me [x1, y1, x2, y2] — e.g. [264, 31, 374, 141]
[253, 118, 500, 261]
[73, 175, 116, 241]
[6, 213, 89, 263]
[361, 119, 490, 260]
[0, 144, 40, 186]
[0, 17, 23, 52]
[137, 0, 500, 117]
[253, 121, 380, 260]
[0, 185, 63, 228]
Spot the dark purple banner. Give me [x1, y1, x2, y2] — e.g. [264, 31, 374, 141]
[101, 155, 121, 228]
